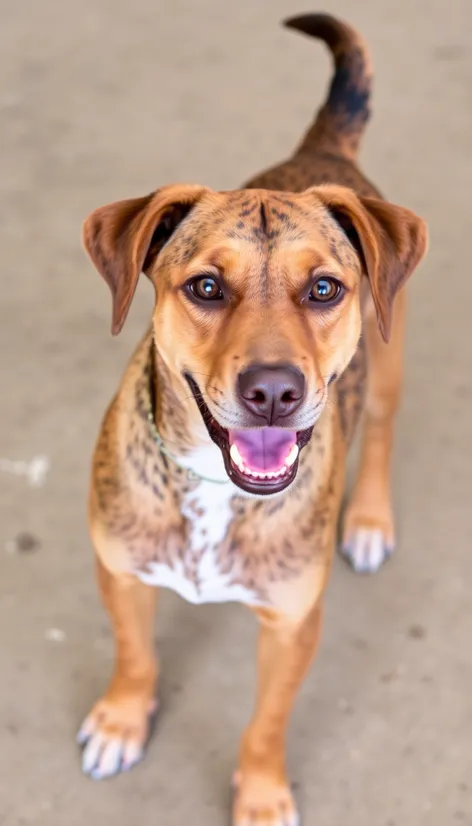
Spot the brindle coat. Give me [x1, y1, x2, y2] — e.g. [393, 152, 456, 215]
[78, 14, 427, 826]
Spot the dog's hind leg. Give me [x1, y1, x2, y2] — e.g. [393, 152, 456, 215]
[341, 288, 406, 573]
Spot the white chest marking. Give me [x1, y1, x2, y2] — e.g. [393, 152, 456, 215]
[136, 443, 264, 606]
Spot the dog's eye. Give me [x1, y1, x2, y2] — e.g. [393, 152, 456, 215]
[309, 277, 342, 304]
[189, 276, 224, 301]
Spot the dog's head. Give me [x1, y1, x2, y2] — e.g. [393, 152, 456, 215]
[83, 184, 427, 495]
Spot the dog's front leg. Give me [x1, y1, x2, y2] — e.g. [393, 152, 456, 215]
[78, 558, 158, 779]
[233, 603, 323, 826]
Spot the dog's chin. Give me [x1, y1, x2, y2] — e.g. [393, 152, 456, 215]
[185, 375, 314, 496]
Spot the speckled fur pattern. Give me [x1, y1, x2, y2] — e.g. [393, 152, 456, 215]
[79, 13, 428, 825]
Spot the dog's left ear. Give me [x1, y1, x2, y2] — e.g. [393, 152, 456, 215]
[312, 185, 428, 341]
[83, 184, 208, 335]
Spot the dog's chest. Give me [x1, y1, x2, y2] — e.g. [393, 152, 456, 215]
[136, 447, 263, 606]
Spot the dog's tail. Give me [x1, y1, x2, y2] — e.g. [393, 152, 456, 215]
[284, 13, 372, 160]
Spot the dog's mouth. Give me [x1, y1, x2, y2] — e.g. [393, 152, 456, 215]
[185, 375, 313, 495]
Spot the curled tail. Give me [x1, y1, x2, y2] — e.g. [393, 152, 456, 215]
[284, 13, 372, 160]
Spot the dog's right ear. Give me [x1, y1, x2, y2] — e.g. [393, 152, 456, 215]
[82, 184, 207, 335]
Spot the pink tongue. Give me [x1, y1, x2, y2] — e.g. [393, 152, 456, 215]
[229, 428, 296, 473]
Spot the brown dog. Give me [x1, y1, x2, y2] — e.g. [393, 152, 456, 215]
[77, 13, 428, 825]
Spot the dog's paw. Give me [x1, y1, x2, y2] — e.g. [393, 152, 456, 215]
[341, 527, 394, 573]
[77, 691, 157, 780]
[341, 497, 395, 574]
[232, 772, 299, 826]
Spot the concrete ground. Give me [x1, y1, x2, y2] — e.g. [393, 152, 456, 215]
[1, 0, 471, 823]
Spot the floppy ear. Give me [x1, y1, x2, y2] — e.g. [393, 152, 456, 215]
[312, 184, 428, 341]
[82, 184, 207, 334]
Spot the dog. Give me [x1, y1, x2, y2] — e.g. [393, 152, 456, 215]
[77, 13, 428, 825]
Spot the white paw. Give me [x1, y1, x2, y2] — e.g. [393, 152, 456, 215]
[341, 528, 393, 573]
[77, 694, 157, 780]
[78, 717, 145, 780]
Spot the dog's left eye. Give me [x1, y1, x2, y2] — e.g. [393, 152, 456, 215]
[189, 276, 224, 301]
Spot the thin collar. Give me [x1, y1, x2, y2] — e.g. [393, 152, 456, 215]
[147, 347, 230, 486]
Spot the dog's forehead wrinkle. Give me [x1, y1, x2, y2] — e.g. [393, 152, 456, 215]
[231, 194, 306, 252]
[259, 202, 268, 234]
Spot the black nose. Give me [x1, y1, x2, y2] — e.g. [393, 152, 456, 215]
[237, 364, 305, 425]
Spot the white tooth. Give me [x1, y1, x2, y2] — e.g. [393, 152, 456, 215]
[285, 444, 299, 467]
[230, 444, 243, 466]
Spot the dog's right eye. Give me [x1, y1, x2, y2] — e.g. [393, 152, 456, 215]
[188, 276, 224, 302]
